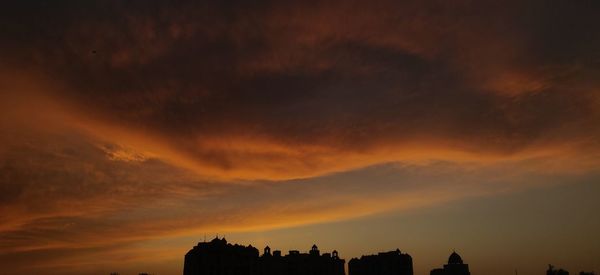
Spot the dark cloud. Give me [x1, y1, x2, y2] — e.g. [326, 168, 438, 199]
[2, 1, 599, 155]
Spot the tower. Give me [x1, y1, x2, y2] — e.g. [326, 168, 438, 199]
[310, 244, 320, 256]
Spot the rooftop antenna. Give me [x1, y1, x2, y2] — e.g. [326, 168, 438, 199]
[203, 234, 206, 242]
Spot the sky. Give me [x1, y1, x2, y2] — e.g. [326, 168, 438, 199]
[1, 1, 600, 275]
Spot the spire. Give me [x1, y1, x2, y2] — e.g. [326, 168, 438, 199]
[310, 244, 320, 256]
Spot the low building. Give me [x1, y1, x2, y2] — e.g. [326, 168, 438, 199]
[547, 265, 569, 275]
[260, 244, 344, 275]
[348, 249, 413, 275]
[430, 252, 470, 275]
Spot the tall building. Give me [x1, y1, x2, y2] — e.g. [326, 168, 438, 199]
[183, 238, 344, 275]
[183, 237, 259, 275]
[430, 252, 470, 275]
[348, 249, 413, 275]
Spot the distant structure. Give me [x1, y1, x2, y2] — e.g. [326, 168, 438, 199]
[259, 243, 345, 275]
[184, 237, 259, 275]
[183, 237, 344, 275]
[348, 249, 413, 275]
[430, 251, 470, 275]
[547, 265, 569, 275]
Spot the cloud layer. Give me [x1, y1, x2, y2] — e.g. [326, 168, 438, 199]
[1, 1, 600, 274]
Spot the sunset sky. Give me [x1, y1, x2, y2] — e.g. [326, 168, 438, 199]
[1, 1, 600, 275]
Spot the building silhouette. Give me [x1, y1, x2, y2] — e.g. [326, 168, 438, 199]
[183, 237, 260, 275]
[547, 264, 597, 275]
[430, 252, 470, 275]
[182, 239, 599, 275]
[348, 249, 413, 275]
[184, 237, 344, 275]
[547, 265, 569, 275]
[260, 244, 345, 275]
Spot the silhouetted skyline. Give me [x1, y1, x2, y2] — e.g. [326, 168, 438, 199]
[184, 237, 344, 275]
[179, 239, 593, 275]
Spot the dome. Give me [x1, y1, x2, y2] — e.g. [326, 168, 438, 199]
[448, 251, 463, 264]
